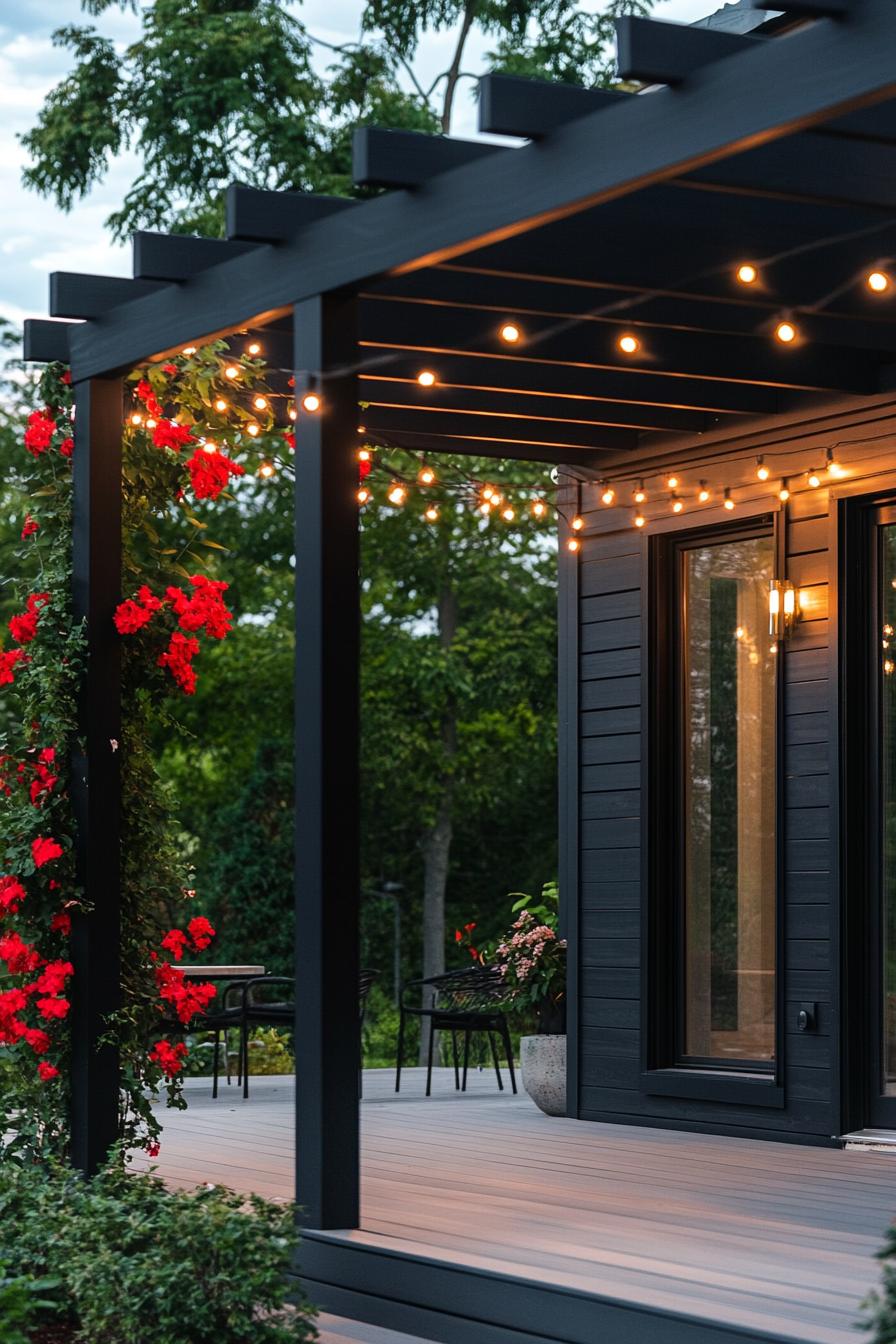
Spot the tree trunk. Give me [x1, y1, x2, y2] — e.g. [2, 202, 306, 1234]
[418, 581, 458, 1063]
[441, 2, 476, 134]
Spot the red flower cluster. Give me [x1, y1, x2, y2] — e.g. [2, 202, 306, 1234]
[32, 836, 63, 869]
[359, 457, 371, 482]
[149, 1039, 189, 1077]
[113, 585, 163, 635]
[186, 447, 245, 501]
[24, 411, 56, 456]
[152, 420, 194, 452]
[167, 576, 232, 639]
[8, 593, 50, 646]
[159, 914, 216, 962]
[50, 911, 71, 936]
[59, 437, 73, 459]
[158, 631, 200, 694]
[21, 514, 39, 539]
[0, 877, 26, 915]
[37, 1061, 59, 1081]
[0, 650, 27, 687]
[0, 932, 41, 974]
[154, 960, 217, 1025]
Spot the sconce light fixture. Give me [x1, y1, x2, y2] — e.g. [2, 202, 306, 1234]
[769, 578, 801, 641]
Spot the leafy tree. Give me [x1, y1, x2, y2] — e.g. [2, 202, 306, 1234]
[22, 0, 652, 240]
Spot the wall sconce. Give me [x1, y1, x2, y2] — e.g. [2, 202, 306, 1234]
[769, 578, 801, 640]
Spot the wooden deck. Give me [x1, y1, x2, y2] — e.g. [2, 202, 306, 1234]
[130, 1070, 896, 1344]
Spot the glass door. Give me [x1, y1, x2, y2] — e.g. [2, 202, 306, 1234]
[871, 510, 896, 1125]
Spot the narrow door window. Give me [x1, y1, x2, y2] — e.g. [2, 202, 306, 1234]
[679, 534, 777, 1068]
[879, 525, 896, 1095]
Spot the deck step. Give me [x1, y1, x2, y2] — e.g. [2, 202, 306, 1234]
[842, 1129, 896, 1152]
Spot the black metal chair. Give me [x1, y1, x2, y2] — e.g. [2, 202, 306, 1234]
[396, 966, 517, 1097]
[231, 968, 379, 1098]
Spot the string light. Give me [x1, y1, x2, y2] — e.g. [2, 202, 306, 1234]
[425, 504, 440, 521]
[807, 468, 822, 488]
[500, 322, 521, 344]
[214, 398, 228, 412]
[247, 341, 262, 355]
[698, 481, 710, 503]
[247, 423, 260, 437]
[480, 501, 492, 515]
[130, 413, 143, 426]
[779, 482, 791, 502]
[253, 395, 267, 410]
[571, 515, 585, 532]
[775, 320, 797, 344]
[146, 417, 157, 430]
[633, 481, 646, 504]
[358, 447, 372, 463]
[501, 506, 515, 521]
[418, 465, 436, 485]
[825, 447, 846, 478]
[224, 365, 239, 380]
[532, 499, 547, 518]
[288, 407, 297, 421]
[387, 483, 407, 506]
[736, 263, 758, 285]
[867, 270, 891, 294]
[357, 487, 371, 505]
[756, 456, 770, 481]
[600, 484, 615, 506]
[302, 392, 321, 413]
[417, 370, 436, 387]
[671, 494, 684, 514]
[567, 537, 581, 553]
[183, 346, 197, 356]
[482, 485, 496, 502]
[258, 460, 275, 478]
[734, 625, 746, 640]
[634, 511, 646, 528]
[202, 440, 217, 454]
[723, 488, 735, 510]
[667, 474, 679, 490]
[617, 333, 640, 355]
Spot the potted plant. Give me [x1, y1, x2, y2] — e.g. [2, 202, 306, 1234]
[491, 883, 567, 1116]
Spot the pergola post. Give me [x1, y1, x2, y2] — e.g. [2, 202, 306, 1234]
[293, 292, 361, 1229]
[70, 376, 123, 1175]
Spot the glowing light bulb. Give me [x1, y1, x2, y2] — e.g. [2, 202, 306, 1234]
[357, 487, 370, 505]
[567, 537, 581, 553]
[756, 456, 770, 481]
[247, 423, 260, 437]
[698, 482, 710, 503]
[214, 398, 228, 412]
[130, 413, 143, 426]
[601, 486, 615, 506]
[480, 501, 492, 515]
[634, 512, 646, 529]
[532, 499, 547, 518]
[618, 333, 640, 355]
[779, 484, 791, 502]
[203, 440, 217, 453]
[736, 263, 758, 285]
[826, 448, 846, 478]
[183, 346, 197, 356]
[734, 626, 746, 640]
[253, 395, 267, 410]
[723, 488, 735, 510]
[425, 504, 440, 522]
[775, 320, 797, 344]
[667, 475, 679, 490]
[418, 466, 436, 485]
[482, 485, 495, 502]
[224, 365, 239, 380]
[145, 417, 157, 430]
[259, 460, 275, 478]
[500, 323, 521, 344]
[671, 495, 684, 514]
[868, 270, 891, 294]
[388, 483, 406, 506]
[502, 506, 515, 521]
[358, 447, 371, 462]
[808, 469, 822, 488]
[571, 515, 585, 531]
[288, 408, 297, 421]
[417, 370, 436, 387]
[633, 482, 646, 505]
[886, 659, 895, 676]
[247, 341, 262, 355]
[302, 392, 321, 413]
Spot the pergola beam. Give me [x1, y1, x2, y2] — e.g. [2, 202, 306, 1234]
[67, 0, 896, 380]
[616, 16, 760, 86]
[23, 319, 75, 363]
[133, 232, 259, 282]
[225, 185, 355, 243]
[50, 273, 167, 321]
[352, 128, 505, 189]
[477, 73, 625, 139]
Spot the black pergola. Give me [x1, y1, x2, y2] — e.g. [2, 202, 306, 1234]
[24, 0, 896, 1235]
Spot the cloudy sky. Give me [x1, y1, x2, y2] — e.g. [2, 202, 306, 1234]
[0, 0, 711, 330]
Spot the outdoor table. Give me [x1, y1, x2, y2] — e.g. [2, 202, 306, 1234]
[180, 965, 266, 980]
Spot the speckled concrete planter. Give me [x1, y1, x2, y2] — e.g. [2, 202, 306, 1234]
[520, 1034, 567, 1116]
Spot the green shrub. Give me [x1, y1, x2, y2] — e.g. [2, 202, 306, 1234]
[0, 1266, 59, 1344]
[0, 1160, 317, 1344]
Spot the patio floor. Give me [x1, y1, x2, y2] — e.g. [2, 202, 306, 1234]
[129, 1069, 896, 1344]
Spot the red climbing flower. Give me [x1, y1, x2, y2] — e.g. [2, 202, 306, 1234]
[161, 928, 188, 962]
[34, 960, 73, 996]
[0, 877, 26, 915]
[0, 932, 41, 975]
[167, 576, 232, 639]
[162, 362, 177, 375]
[114, 585, 162, 635]
[37, 1061, 59, 1081]
[152, 419, 194, 452]
[0, 650, 26, 686]
[23, 1027, 51, 1055]
[31, 836, 63, 868]
[8, 593, 50, 646]
[135, 379, 152, 402]
[50, 912, 71, 936]
[61, 370, 72, 385]
[21, 515, 39, 539]
[149, 1039, 189, 1077]
[59, 437, 73, 458]
[36, 996, 70, 1022]
[24, 411, 56, 456]
[186, 447, 244, 501]
[187, 915, 215, 950]
[157, 631, 200, 694]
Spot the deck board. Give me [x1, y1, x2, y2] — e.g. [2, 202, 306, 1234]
[129, 1070, 896, 1344]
